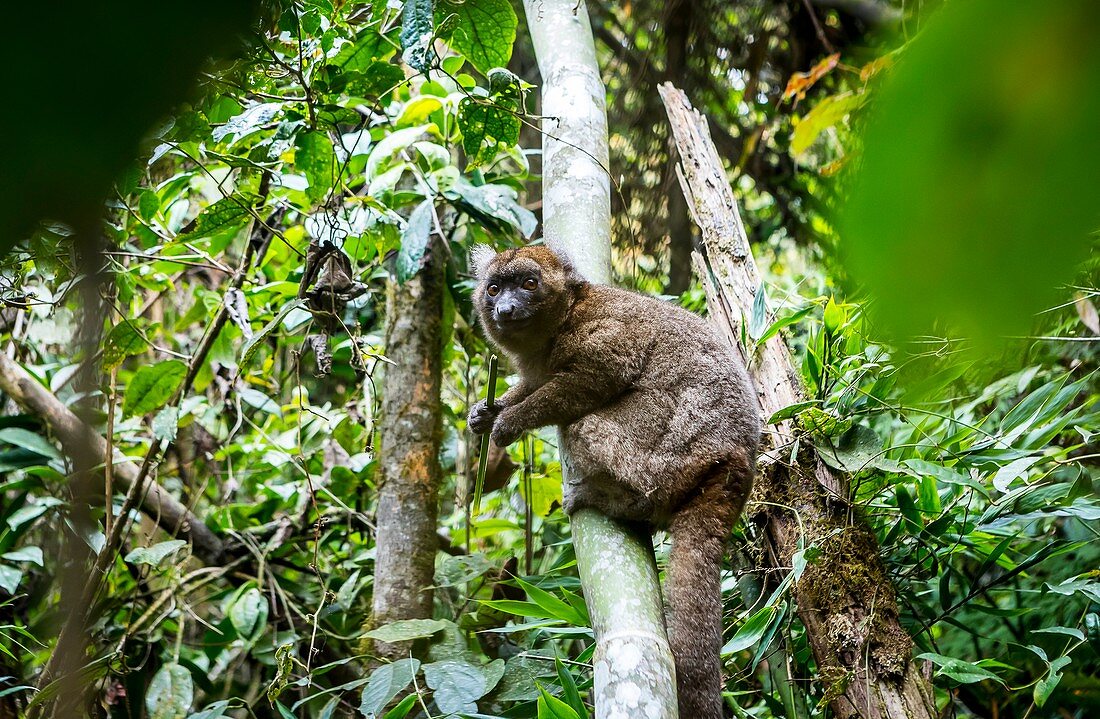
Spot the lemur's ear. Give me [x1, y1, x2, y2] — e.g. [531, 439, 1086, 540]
[469, 244, 497, 278]
[539, 242, 571, 271]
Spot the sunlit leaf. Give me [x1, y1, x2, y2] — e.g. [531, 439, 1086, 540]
[122, 360, 186, 417]
[436, 0, 517, 75]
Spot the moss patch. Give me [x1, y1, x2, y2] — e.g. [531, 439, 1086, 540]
[798, 526, 912, 678]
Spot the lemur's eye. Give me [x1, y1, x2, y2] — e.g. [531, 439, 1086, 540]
[522, 278, 538, 291]
[487, 284, 500, 297]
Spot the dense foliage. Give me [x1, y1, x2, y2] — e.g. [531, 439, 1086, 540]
[0, 1, 1096, 718]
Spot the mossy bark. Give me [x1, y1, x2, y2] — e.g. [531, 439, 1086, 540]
[661, 84, 936, 719]
[370, 236, 445, 660]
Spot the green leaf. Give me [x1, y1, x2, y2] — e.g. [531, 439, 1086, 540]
[239, 388, 281, 416]
[138, 189, 161, 221]
[991, 454, 1042, 493]
[536, 684, 582, 719]
[346, 62, 406, 100]
[554, 659, 587, 718]
[916, 652, 1005, 685]
[2, 546, 43, 565]
[362, 618, 449, 643]
[212, 103, 280, 143]
[296, 131, 336, 203]
[446, 177, 536, 237]
[823, 296, 847, 334]
[1086, 613, 1100, 655]
[0, 428, 61, 460]
[187, 700, 232, 719]
[437, 0, 517, 75]
[791, 92, 864, 157]
[1034, 655, 1071, 707]
[396, 200, 435, 283]
[722, 605, 777, 655]
[514, 576, 589, 626]
[146, 663, 194, 719]
[458, 97, 521, 168]
[493, 653, 553, 701]
[400, 0, 435, 72]
[358, 659, 419, 718]
[767, 400, 820, 425]
[122, 360, 186, 417]
[366, 125, 431, 179]
[239, 300, 307, 371]
[229, 586, 268, 640]
[334, 27, 392, 71]
[103, 321, 150, 369]
[422, 659, 503, 714]
[840, 0, 1100, 349]
[381, 694, 418, 719]
[755, 304, 815, 347]
[0, 565, 22, 594]
[177, 194, 255, 242]
[124, 540, 189, 567]
[152, 405, 180, 443]
[5, 498, 62, 531]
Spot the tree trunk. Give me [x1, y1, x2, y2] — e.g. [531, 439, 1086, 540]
[370, 235, 445, 660]
[660, 83, 936, 719]
[522, 2, 679, 716]
[663, 0, 694, 296]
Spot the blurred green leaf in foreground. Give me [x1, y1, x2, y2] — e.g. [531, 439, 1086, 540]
[842, 0, 1100, 348]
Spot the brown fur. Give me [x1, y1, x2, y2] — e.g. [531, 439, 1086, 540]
[468, 244, 760, 718]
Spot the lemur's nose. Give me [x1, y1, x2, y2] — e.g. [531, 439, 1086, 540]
[497, 303, 515, 317]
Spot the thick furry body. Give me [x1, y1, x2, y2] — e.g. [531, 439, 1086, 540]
[469, 245, 761, 718]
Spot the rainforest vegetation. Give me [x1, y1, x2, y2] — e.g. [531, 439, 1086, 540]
[0, 1, 1097, 718]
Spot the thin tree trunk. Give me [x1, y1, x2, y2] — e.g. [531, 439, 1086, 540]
[369, 235, 445, 660]
[663, 0, 694, 296]
[522, 2, 678, 716]
[660, 83, 936, 719]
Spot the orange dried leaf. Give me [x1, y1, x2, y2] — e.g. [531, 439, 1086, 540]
[783, 53, 840, 102]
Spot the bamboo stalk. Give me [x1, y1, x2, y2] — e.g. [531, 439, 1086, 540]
[522, 2, 679, 715]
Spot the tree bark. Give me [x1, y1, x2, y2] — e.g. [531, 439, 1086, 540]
[369, 235, 445, 660]
[0, 352, 224, 563]
[523, 2, 679, 716]
[662, 0, 694, 296]
[660, 83, 936, 719]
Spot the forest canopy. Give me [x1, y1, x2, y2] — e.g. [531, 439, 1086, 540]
[0, 1, 1097, 718]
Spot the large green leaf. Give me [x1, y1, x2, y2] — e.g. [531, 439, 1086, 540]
[458, 97, 520, 168]
[841, 0, 1100, 348]
[0, 428, 61, 460]
[917, 652, 1006, 685]
[436, 0, 516, 75]
[228, 585, 268, 640]
[296, 131, 336, 203]
[396, 199, 435, 283]
[421, 659, 504, 714]
[333, 26, 392, 71]
[358, 659, 419, 718]
[176, 194, 255, 242]
[146, 663, 194, 719]
[362, 618, 449, 643]
[103, 320, 150, 369]
[122, 360, 186, 417]
[400, 0, 434, 72]
[124, 540, 189, 567]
